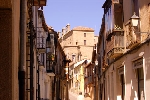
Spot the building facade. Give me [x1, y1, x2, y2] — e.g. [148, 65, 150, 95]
[72, 59, 91, 95]
[84, 62, 95, 100]
[0, 0, 65, 100]
[97, 0, 150, 100]
[59, 25, 98, 62]
[59, 24, 98, 97]
[0, 0, 20, 99]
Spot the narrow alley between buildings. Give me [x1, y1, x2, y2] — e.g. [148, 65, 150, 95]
[0, 0, 150, 100]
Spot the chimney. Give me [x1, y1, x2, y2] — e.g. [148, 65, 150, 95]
[62, 27, 65, 35]
[66, 23, 70, 33]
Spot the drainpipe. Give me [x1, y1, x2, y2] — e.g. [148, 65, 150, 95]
[19, 0, 27, 100]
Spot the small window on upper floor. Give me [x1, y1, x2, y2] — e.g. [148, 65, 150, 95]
[84, 33, 86, 37]
[72, 55, 76, 62]
[76, 42, 78, 45]
[84, 40, 86, 45]
[148, 3, 150, 13]
[94, 44, 97, 50]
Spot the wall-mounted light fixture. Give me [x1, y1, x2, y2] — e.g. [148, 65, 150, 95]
[130, 12, 140, 27]
[130, 12, 150, 34]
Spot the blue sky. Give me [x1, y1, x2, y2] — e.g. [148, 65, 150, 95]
[43, 0, 105, 36]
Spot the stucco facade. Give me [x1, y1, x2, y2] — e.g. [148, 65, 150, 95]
[97, 0, 150, 100]
[59, 25, 98, 62]
[72, 60, 91, 95]
[84, 63, 95, 100]
[0, 0, 20, 100]
[59, 25, 98, 97]
[0, 1, 62, 100]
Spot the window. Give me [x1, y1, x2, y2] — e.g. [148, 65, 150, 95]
[121, 74, 125, 100]
[137, 68, 144, 100]
[133, 58, 144, 99]
[114, 32, 124, 47]
[84, 33, 86, 37]
[105, 5, 113, 34]
[94, 44, 97, 50]
[84, 40, 86, 45]
[67, 53, 69, 59]
[76, 42, 78, 45]
[72, 55, 76, 62]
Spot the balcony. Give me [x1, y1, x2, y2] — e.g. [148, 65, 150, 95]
[104, 2, 123, 39]
[45, 32, 56, 76]
[127, 40, 141, 49]
[46, 61, 55, 76]
[107, 47, 124, 58]
[126, 26, 141, 49]
[37, 37, 46, 53]
[107, 31, 125, 58]
[38, 53, 45, 68]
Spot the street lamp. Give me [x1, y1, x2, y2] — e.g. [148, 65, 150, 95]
[129, 12, 150, 42]
[130, 12, 140, 27]
[130, 12, 150, 34]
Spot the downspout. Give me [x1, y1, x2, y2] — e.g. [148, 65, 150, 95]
[19, 0, 27, 100]
[34, 7, 40, 100]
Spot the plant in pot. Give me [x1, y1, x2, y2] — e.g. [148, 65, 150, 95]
[50, 54, 55, 61]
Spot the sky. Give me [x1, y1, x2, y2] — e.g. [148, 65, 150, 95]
[43, 0, 105, 36]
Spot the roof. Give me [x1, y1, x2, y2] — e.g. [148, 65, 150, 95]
[74, 59, 91, 68]
[72, 26, 94, 31]
[38, 10, 54, 32]
[85, 62, 92, 68]
[74, 59, 86, 68]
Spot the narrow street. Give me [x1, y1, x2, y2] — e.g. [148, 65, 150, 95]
[1, 0, 150, 100]
[69, 91, 78, 100]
